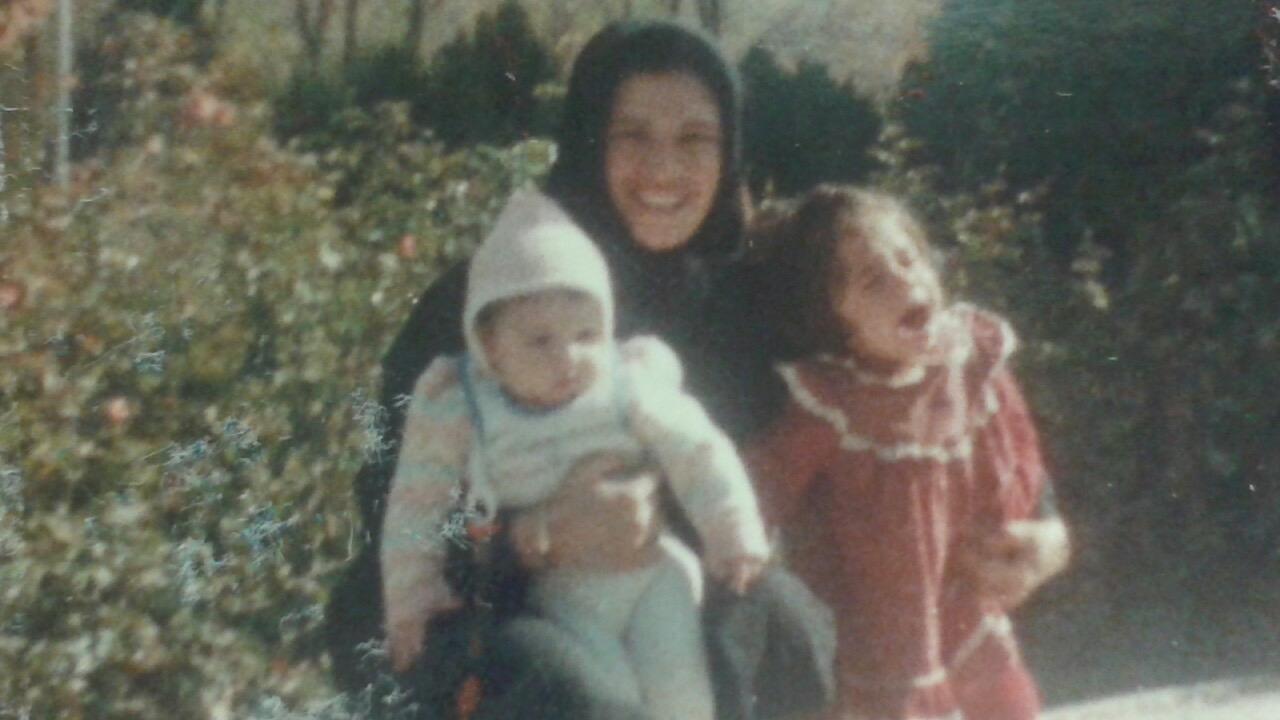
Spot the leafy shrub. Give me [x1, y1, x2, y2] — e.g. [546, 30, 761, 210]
[897, 0, 1257, 261]
[0, 26, 553, 716]
[274, 68, 355, 140]
[114, 0, 207, 26]
[415, 0, 558, 147]
[343, 45, 427, 112]
[741, 46, 881, 196]
[271, 1, 557, 152]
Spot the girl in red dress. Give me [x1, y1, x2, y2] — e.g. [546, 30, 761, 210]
[747, 185, 1071, 720]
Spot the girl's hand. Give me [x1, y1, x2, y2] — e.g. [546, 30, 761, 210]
[510, 452, 663, 573]
[713, 554, 768, 595]
[960, 517, 1070, 609]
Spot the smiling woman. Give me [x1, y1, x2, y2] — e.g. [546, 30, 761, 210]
[326, 19, 836, 720]
[605, 72, 723, 252]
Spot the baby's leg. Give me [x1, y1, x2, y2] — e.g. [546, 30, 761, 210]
[625, 537, 715, 720]
[471, 615, 649, 720]
[529, 566, 652, 707]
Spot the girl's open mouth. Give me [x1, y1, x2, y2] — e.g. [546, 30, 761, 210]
[898, 305, 933, 335]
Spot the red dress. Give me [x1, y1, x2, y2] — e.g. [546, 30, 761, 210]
[748, 305, 1046, 720]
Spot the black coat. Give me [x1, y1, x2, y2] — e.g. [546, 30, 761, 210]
[325, 19, 835, 720]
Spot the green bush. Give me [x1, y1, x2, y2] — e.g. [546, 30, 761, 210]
[114, 0, 207, 26]
[897, 0, 1256, 260]
[274, 68, 355, 141]
[270, 1, 558, 152]
[0, 24, 553, 715]
[343, 45, 427, 112]
[741, 47, 881, 196]
[415, 0, 558, 147]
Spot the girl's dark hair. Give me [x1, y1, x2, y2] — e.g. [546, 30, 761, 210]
[753, 184, 932, 358]
[543, 20, 744, 260]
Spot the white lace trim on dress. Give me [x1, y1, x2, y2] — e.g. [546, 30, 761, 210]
[777, 365, 1003, 464]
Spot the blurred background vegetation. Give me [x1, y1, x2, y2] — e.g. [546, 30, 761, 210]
[1, 1, 1277, 717]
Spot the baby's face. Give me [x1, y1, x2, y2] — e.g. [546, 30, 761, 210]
[481, 291, 607, 410]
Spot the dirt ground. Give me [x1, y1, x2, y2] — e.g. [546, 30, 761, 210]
[1043, 676, 1280, 720]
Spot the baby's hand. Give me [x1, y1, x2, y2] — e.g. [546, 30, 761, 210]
[387, 615, 428, 673]
[385, 594, 462, 673]
[713, 554, 768, 595]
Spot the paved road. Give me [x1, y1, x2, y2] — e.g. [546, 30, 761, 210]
[1044, 676, 1280, 720]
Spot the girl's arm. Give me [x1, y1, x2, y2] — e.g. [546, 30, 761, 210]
[380, 358, 470, 672]
[963, 366, 1070, 609]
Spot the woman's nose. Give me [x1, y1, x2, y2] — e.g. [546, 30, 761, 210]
[640, 140, 682, 181]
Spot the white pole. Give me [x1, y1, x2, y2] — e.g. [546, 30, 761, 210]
[55, 0, 73, 188]
[0, 107, 7, 225]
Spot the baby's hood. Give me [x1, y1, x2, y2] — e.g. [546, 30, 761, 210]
[463, 188, 615, 373]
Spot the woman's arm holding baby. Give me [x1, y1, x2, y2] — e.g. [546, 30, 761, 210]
[509, 452, 666, 573]
[618, 337, 771, 591]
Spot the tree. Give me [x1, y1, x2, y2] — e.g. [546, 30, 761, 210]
[417, 1, 555, 147]
[403, 0, 445, 62]
[294, 0, 334, 65]
[341, 0, 360, 67]
[897, 0, 1256, 264]
[695, 0, 721, 35]
[0, 0, 55, 52]
[740, 46, 880, 196]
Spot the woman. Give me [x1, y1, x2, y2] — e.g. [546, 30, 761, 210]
[325, 21, 835, 720]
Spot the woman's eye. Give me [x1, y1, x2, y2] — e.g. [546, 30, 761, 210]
[577, 328, 600, 343]
[679, 132, 720, 151]
[608, 127, 647, 145]
[680, 131, 717, 144]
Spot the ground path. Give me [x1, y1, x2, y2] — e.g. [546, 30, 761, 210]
[1044, 676, 1280, 720]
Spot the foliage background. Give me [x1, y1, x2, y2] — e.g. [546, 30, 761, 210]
[1, 0, 1278, 717]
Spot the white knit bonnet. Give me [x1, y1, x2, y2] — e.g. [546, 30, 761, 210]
[463, 188, 615, 374]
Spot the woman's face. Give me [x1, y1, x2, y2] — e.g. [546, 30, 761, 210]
[604, 72, 723, 252]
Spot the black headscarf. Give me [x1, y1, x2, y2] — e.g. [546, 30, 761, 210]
[543, 20, 747, 335]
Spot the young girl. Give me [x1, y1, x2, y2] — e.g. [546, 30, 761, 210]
[747, 185, 1070, 720]
[380, 189, 769, 720]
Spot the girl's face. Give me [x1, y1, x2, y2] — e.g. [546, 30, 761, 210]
[605, 72, 723, 252]
[831, 212, 944, 372]
[481, 291, 607, 410]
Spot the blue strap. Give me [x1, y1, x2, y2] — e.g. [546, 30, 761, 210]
[458, 353, 485, 443]
[611, 341, 632, 432]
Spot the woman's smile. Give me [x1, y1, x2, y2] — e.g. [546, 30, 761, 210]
[605, 72, 723, 252]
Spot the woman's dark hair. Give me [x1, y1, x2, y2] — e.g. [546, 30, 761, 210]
[544, 20, 744, 260]
[754, 184, 932, 358]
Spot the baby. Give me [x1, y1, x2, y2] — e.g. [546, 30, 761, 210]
[380, 189, 769, 720]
